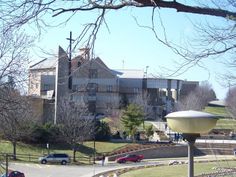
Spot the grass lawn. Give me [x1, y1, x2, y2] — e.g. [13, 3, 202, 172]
[0, 140, 128, 164]
[203, 106, 236, 130]
[84, 141, 128, 154]
[204, 106, 231, 118]
[120, 161, 236, 177]
[215, 119, 236, 130]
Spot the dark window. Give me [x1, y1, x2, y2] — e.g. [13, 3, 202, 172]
[72, 85, 78, 91]
[43, 84, 51, 91]
[107, 85, 112, 92]
[134, 88, 139, 93]
[88, 101, 96, 113]
[89, 69, 98, 78]
[86, 83, 98, 96]
[54, 154, 68, 158]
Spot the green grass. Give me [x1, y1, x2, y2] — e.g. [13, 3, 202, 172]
[0, 140, 128, 164]
[120, 161, 236, 177]
[204, 106, 231, 118]
[215, 119, 236, 130]
[203, 106, 236, 130]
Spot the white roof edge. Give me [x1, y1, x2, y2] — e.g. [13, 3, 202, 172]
[166, 110, 219, 119]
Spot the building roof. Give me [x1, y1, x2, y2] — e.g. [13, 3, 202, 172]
[112, 69, 144, 78]
[208, 100, 226, 107]
[30, 58, 57, 70]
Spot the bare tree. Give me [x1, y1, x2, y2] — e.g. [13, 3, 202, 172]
[175, 81, 216, 111]
[0, 29, 33, 89]
[0, 88, 36, 159]
[132, 91, 152, 119]
[0, 15, 35, 160]
[226, 86, 236, 118]
[57, 97, 93, 162]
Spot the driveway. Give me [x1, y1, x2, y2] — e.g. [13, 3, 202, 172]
[8, 161, 160, 177]
[7, 155, 235, 177]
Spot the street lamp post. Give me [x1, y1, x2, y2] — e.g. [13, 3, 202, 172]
[166, 110, 219, 177]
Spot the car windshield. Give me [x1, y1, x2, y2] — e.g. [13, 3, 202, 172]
[125, 155, 132, 158]
[47, 154, 54, 158]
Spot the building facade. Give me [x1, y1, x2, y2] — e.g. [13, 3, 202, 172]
[28, 46, 197, 123]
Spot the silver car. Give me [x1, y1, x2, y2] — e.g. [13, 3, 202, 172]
[39, 153, 70, 165]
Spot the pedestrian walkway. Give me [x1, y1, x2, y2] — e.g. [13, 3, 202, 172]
[147, 121, 176, 138]
[196, 139, 236, 144]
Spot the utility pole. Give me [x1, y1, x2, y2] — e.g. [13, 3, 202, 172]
[66, 31, 75, 90]
[5, 154, 8, 177]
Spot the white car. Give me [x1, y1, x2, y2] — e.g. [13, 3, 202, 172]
[39, 153, 70, 165]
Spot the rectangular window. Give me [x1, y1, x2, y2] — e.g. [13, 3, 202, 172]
[43, 84, 50, 91]
[134, 88, 139, 93]
[72, 85, 78, 91]
[86, 83, 98, 96]
[106, 85, 112, 92]
[89, 69, 98, 78]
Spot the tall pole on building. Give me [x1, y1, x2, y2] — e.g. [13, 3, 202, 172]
[66, 31, 75, 90]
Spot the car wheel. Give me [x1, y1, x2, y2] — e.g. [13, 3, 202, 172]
[61, 160, 67, 165]
[41, 159, 47, 164]
[122, 160, 126, 163]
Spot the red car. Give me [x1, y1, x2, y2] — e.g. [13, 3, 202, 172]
[116, 154, 144, 163]
[1, 171, 25, 177]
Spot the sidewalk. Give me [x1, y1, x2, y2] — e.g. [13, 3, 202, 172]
[196, 139, 236, 144]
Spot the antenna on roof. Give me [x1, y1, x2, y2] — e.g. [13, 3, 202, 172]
[145, 66, 149, 78]
[66, 31, 75, 90]
[122, 60, 124, 69]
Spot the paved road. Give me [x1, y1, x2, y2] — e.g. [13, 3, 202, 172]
[8, 155, 236, 177]
[8, 161, 161, 177]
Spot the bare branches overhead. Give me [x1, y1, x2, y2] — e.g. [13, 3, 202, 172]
[0, 30, 33, 90]
[1, 0, 236, 32]
[1, 0, 236, 79]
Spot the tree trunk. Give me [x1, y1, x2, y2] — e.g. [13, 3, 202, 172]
[73, 149, 76, 162]
[12, 141, 16, 160]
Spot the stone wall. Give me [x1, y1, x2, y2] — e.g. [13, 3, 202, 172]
[108, 145, 188, 161]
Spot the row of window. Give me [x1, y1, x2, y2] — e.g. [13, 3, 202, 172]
[31, 83, 55, 91]
[72, 84, 114, 93]
[72, 84, 142, 94]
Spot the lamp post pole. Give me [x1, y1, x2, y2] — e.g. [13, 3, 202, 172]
[182, 134, 200, 177]
[93, 114, 96, 164]
[166, 111, 219, 177]
[188, 140, 194, 177]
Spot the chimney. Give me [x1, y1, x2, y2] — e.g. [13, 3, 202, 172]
[79, 48, 90, 60]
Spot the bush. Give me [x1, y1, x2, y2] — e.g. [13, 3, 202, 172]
[95, 120, 111, 141]
[30, 123, 62, 144]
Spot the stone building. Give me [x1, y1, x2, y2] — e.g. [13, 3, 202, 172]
[28, 46, 198, 123]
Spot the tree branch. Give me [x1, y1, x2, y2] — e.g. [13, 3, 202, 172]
[52, 0, 236, 19]
[134, 0, 236, 19]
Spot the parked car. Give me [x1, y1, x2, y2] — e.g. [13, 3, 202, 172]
[38, 153, 70, 165]
[1, 171, 25, 177]
[116, 154, 144, 163]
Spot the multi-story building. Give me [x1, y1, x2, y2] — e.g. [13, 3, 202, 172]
[28, 46, 198, 123]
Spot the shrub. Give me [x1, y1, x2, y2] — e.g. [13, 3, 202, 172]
[95, 120, 111, 141]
